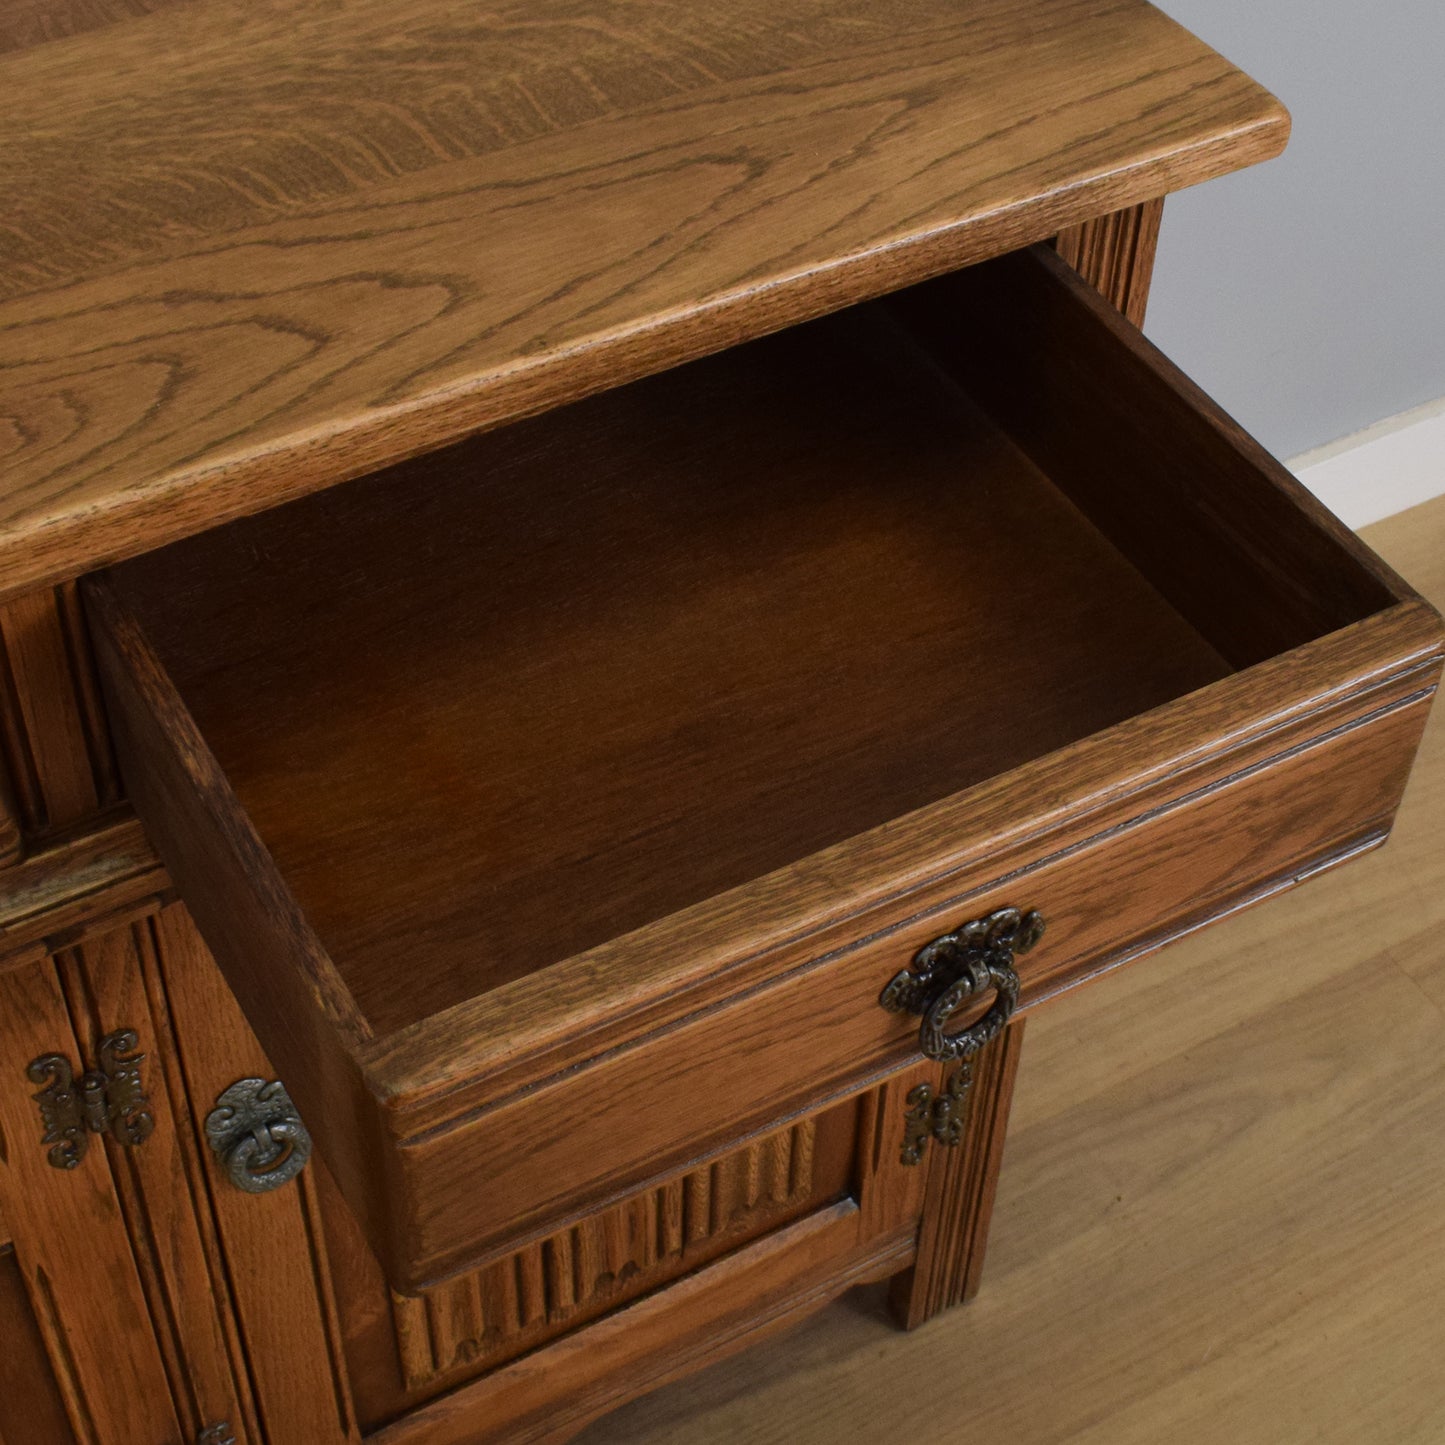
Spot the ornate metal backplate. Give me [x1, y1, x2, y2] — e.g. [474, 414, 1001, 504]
[900, 1061, 974, 1167]
[881, 906, 1043, 1164]
[205, 1078, 311, 1194]
[27, 1029, 155, 1169]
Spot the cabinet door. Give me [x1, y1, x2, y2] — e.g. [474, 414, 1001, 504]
[0, 912, 283, 1445]
[0, 949, 181, 1444]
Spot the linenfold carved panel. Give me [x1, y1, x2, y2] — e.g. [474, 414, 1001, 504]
[390, 1116, 818, 1389]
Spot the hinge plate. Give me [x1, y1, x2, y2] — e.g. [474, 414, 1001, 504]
[27, 1029, 154, 1169]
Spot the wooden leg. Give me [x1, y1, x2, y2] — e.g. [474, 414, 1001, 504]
[888, 1019, 1026, 1329]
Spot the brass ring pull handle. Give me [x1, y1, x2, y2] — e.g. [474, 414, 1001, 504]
[918, 952, 1021, 1062]
[205, 1078, 312, 1194]
[879, 907, 1043, 1164]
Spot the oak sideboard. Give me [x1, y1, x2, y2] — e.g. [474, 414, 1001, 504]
[1, 2, 1440, 1442]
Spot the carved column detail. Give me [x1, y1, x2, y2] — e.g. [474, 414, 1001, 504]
[0, 582, 120, 854]
[890, 1020, 1027, 1329]
[0, 755, 20, 867]
[1055, 197, 1166, 327]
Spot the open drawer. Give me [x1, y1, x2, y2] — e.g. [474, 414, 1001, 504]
[84, 243, 1443, 1291]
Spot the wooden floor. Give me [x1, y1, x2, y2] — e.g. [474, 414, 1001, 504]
[582, 493, 1445, 1445]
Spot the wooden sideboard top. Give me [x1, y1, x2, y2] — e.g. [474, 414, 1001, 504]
[0, 0, 1287, 600]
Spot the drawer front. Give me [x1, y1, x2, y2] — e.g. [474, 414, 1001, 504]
[392, 688, 1431, 1279]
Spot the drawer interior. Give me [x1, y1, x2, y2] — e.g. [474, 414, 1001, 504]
[91, 247, 1396, 1038]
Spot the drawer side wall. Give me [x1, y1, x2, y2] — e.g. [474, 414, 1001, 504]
[892, 245, 1402, 667]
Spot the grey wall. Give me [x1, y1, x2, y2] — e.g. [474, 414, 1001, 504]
[1144, 2, 1445, 460]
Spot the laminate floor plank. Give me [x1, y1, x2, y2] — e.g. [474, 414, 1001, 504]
[580, 492, 1445, 1444]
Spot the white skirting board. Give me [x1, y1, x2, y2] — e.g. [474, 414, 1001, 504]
[1290, 395, 1445, 530]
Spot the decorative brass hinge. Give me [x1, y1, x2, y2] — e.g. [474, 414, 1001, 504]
[899, 1063, 974, 1167]
[27, 1029, 155, 1169]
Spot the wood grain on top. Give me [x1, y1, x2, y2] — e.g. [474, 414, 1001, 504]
[0, 0, 1288, 597]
